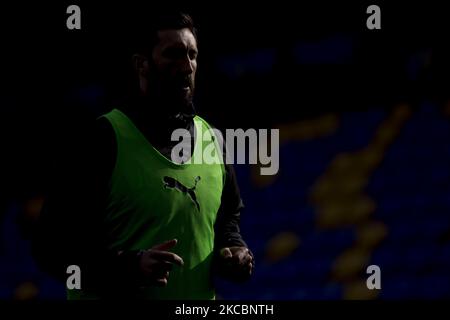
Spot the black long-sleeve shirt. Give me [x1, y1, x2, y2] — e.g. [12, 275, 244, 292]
[32, 102, 250, 292]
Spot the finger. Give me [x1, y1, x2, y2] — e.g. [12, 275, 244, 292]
[242, 261, 253, 277]
[154, 278, 168, 287]
[229, 247, 248, 262]
[142, 263, 172, 279]
[151, 261, 174, 275]
[150, 250, 184, 266]
[151, 239, 178, 251]
[153, 269, 170, 279]
[220, 247, 233, 259]
[240, 253, 253, 266]
[235, 257, 252, 271]
[239, 248, 250, 259]
[157, 261, 174, 271]
[231, 250, 246, 263]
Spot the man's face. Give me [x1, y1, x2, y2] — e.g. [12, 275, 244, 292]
[147, 28, 198, 106]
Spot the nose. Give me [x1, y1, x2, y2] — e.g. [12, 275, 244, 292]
[180, 55, 194, 75]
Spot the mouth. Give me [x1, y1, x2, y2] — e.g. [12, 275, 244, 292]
[176, 78, 192, 92]
[177, 85, 192, 97]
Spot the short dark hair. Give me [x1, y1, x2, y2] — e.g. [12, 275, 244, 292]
[112, 11, 198, 101]
[131, 11, 197, 56]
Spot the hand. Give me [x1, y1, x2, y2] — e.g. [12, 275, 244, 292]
[139, 239, 184, 287]
[218, 246, 254, 282]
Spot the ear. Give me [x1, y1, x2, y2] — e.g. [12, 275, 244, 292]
[132, 54, 149, 76]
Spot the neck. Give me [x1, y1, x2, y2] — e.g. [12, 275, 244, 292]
[123, 93, 195, 128]
[120, 93, 195, 152]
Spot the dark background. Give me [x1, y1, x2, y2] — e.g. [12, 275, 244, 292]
[1, 1, 450, 299]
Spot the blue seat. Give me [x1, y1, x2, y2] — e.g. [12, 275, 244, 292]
[292, 283, 342, 300]
[403, 244, 439, 274]
[36, 277, 66, 300]
[436, 243, 450, 272]
[370, 246, 406, 278]
[379, 275, 419, 299]
[418, 274, 450, 299]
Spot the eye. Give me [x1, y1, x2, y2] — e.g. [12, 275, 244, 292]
[189, 49, 198, 60]
[163, 47, 185, 59]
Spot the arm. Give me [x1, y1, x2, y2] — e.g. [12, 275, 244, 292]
[213, 163, 254, 282]
[214, 164, 247, 248]
[32, 117, 141, 295]
[32, 116, 184, 294]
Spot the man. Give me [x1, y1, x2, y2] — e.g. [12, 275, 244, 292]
[33, 12, 254, 299]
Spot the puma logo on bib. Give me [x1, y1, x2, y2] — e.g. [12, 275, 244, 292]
[163, 176, 201, 211]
